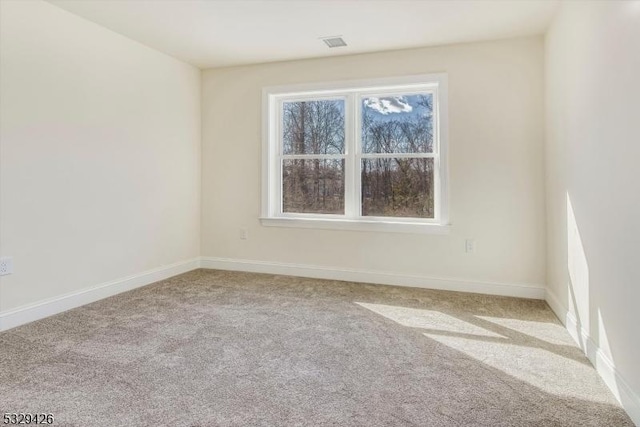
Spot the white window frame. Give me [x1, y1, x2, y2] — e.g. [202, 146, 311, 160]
[261, 74, 450, 234]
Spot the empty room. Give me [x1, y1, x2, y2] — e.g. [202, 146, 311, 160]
[1, 0, 638, 425]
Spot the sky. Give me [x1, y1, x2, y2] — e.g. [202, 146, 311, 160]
[362, 94, 432, 124]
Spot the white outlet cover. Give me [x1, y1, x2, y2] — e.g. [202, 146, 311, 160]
[0, 257, 14, 275]
[239, 228, 249, 240]
[465, 239, 476, 253]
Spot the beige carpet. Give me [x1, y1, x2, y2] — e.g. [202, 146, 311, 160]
[0, 269, 633, 426]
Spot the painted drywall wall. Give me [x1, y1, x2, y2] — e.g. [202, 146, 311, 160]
[201, 37, 546, 293]
[545, 1, 640, 422]
[0, 1, 201, 313]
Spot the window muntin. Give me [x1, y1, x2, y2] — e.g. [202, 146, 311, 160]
[264, 75, 448, 230]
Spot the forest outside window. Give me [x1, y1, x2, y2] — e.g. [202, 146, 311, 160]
[261, 74, 449, 234]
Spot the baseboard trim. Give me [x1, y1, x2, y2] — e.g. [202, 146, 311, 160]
[545, 290, 640, 426]
[4, 256, 636, 423]
[199, 256, 545, 299]
[0, 258, 200, 332]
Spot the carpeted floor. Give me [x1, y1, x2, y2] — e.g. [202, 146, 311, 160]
[0, 269, 634, 426]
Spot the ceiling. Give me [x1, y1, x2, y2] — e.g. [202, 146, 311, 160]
[47, 0, 559, 69]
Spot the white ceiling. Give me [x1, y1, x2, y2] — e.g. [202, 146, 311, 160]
[48, 0, 559, 69]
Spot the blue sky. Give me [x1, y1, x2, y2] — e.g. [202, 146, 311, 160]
[362, 94, 432, 124]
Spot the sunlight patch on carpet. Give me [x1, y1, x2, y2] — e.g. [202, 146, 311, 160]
[355, 302, 504, 338]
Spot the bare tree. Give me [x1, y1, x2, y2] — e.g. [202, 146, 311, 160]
[282, 100, 345, 213]
[361, 95, 435, 218]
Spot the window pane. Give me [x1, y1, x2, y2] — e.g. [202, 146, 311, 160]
[361, 158, 434, 218]
[361, 94, 434, 154]
[283, 159, 345, 214]
[282, 99, 345, 155]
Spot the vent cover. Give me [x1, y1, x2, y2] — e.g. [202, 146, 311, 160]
[321, 36, 347, 48]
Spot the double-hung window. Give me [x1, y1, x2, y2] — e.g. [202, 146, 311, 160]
[262, 74, 449, 234]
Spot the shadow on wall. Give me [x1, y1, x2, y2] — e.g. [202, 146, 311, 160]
[566, 192, 632, 416]
[566, 193, 589, 351]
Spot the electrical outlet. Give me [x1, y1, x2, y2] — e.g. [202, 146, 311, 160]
[0, 257, 13, 275]
[465, 239, 476, 254]
[239, 227, 249, 240]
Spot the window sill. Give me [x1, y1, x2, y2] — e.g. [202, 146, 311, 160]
[259, 217, 451, 234]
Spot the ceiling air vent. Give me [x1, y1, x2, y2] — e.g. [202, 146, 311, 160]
[321, 36, 347, 48]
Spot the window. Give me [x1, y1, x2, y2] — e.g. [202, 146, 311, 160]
[262, 74, 449, 234]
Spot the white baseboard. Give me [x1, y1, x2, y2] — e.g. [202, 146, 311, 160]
[3, 255, 636, 424]
[546, 290, 640, 426]
[199, 256, 545, 299]
[0, 258, 200, 332]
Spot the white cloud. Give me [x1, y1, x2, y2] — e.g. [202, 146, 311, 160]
[364, 96, 413, 115]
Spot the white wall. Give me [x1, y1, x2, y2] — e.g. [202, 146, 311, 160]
[201, 37, 546, 296]
[545, 1, 640, 423]
[0, 1, 201, 317]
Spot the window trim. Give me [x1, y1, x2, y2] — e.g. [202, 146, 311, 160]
[261, 74, 450, 234]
